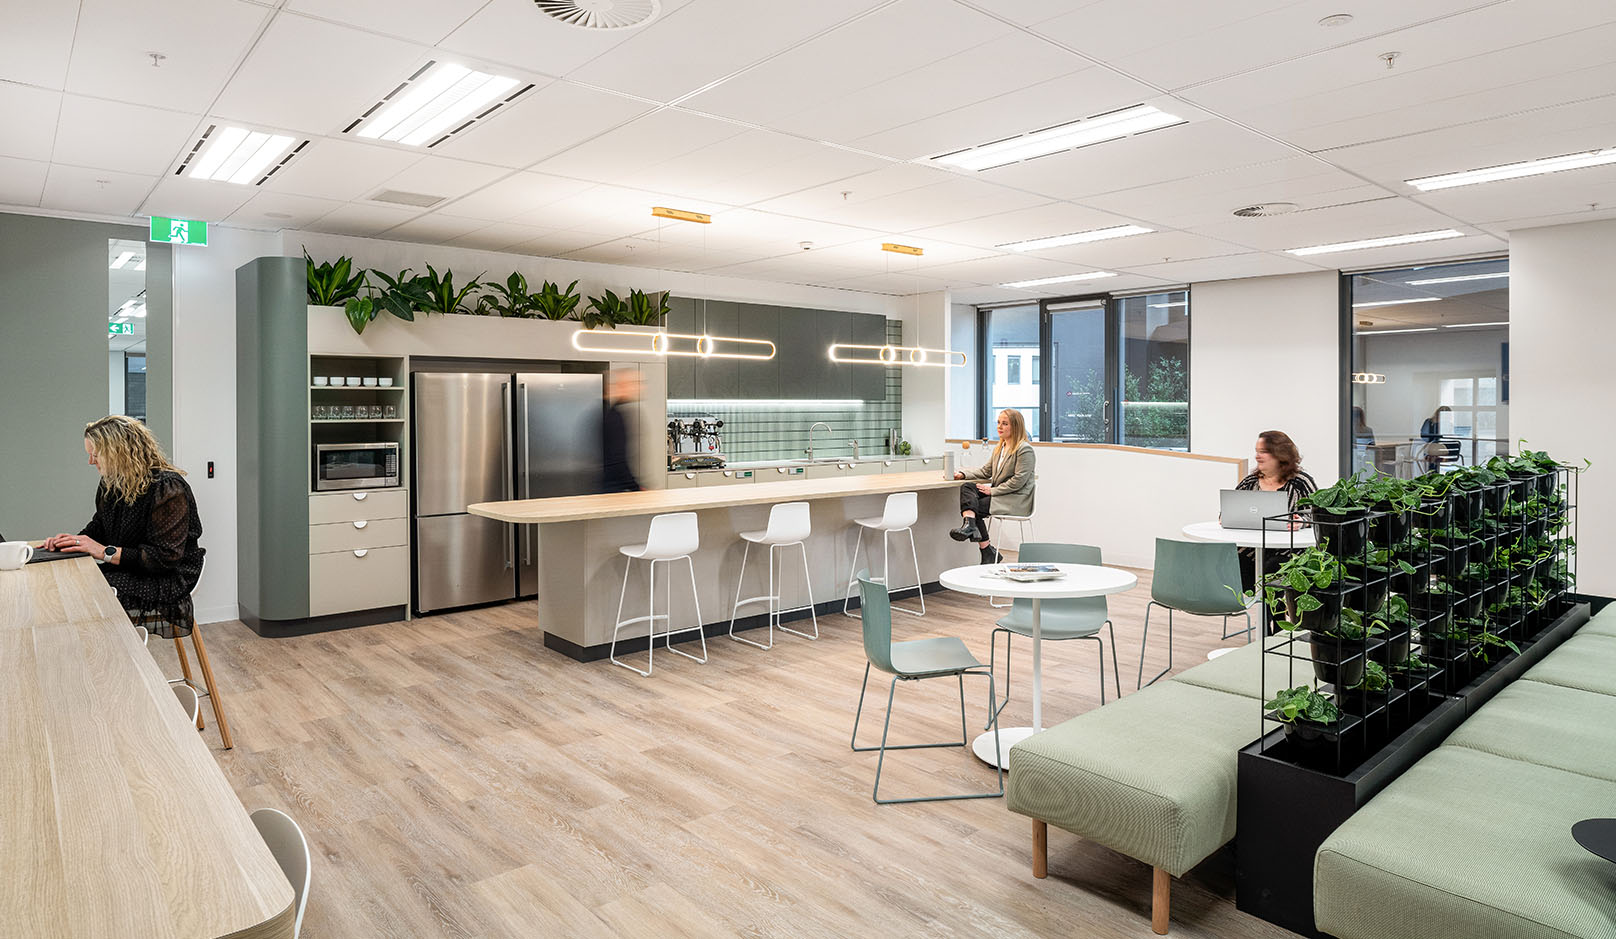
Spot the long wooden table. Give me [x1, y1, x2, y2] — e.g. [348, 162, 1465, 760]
[0, 557, 295, 939]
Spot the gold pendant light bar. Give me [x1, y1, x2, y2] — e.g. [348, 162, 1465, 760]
[881, 242, 923, 256]
[652, 206, 711, 224]
[828, 343, 966, 368]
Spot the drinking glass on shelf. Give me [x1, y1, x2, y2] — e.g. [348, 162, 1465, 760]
[313, 405, 329, 420]
[340, 405, 356, 420]
[369, 405, 385, 419]
[383, 404, 399, 419]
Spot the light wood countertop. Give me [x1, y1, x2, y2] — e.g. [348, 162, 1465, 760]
[0, 558, 295, 939]
[470, 469, 961, 523]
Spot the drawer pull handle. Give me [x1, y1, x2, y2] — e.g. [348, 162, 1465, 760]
[685, 473, 695, 479]
[353, 492, 368, 501]
[353, 520, 368, 529]
[353, 549, 368, 558]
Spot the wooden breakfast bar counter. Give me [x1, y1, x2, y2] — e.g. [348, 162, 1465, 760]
[0, 558, 295, 939]
[470, 470, 979, 659]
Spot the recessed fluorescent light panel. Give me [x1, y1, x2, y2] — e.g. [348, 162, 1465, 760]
[1286, 230, 1463, 256]
[348, 61, 533, 148]
[1406, 271, 1508, 286]
[180, 125, 303, 185]
[1359, 327, 1437, 335]
[1443, 321, 1509, 329]
[931, 105, 1186, 172]
[1407, 147, 1616, 191]
[1148, 301, 1188, 309]
[109, 251, 135, 270]
[1000, 225, 1152, 253]
[1352, 298, 1440, 309]
[1000, 271, 1116, 289]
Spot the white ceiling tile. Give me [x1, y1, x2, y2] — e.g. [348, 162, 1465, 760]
[213, 13, 428, 135]
[138, 175, 257, 222]
[1415, 170, 1616, 225]
[908, 202, 1132, 248]
[1031, 0, 1294, 72]
[825, 272, 957, 295]
[1191, 196, 1470, 252]
[437, 0, 695, 78]
[40, 165, 157, 216]
[429, 82, 653, 169]
[853, 67, 1163, 161]
[1124, 252, 1325, 283]
[1082, 157, 1392, 228]
[1029, 230, 1248, 269]
[371, 156, 510, 203]
[0, 156, 49, 206]
[436, 172, 598, 222]
[446, 222, 557, 252]
[0, 83, 61, 162]
[1297, 233, 1507, 271]
[225, 191, 346, 230]
[305, 202, 422, 237]
[528, 109, 746, 183]
[378, 213, 490, 243]
[66, 0, 268, 113]
[505, 229, 620, 257]
[0, 0, 78, 88]
[287, 0, 487, 45]
[957, 270, 1176, 305]
[909, 254, 1106, 286]
[682, 0, 1016, 125]
[568, 0, 887, 103]
[52, 96, 200, 176]
[746, 163, 953, 219]
[702, 255, 872, 283]
[261, 139, 423, 201]
[623, 130, 892, 204]
[964, 0, 1105, 28]
[1491, 206, 1616, 235]
[629, 207, 881, 256]
[790, 237, 999, 271]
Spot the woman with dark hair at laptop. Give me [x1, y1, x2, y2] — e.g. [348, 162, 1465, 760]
[41, 415, 205, 639]
[1234, 429, 1316, 593]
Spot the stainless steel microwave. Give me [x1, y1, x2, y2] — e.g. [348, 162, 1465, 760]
[314, 442, 401, 491]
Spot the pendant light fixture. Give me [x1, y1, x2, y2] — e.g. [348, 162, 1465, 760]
[827, 242, 967, 368]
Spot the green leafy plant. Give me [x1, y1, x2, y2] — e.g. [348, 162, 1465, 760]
[583, 288, 630, 329]
[368, 268, 430, 323]
[342, 296, 377, 334]
[1391, 652, 1431, 674]
[1351, 660, 1390, 693]
[530, 279, 582, 321]
[1473, 629, 1521, 664]
[1264, 544, 1351, 631]
[477, 272, 533, 317]
[1265, 686, 1342, 725]
[416, 263, 484, 316]
[1299, 477, 1367, 513]
[620, 288, 670, 327]
[305, 251, 367, 306]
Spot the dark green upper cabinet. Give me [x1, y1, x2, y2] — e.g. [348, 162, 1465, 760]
[665, 296, 696, 400]
[816, 310, 854, 400]
[777, 308, 819, 400]
[694, 299, 738, 399]
[735, 303, 779, 399]
[850, 313, 887, 402]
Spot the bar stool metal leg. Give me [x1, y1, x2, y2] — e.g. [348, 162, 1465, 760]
[775, 542, 818, 640]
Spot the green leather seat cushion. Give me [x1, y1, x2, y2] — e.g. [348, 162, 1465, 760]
[1521, 631, 1616, 697]
[1007, 681, 1259, 876]
[1315, 746, 1616, 939]
[1444, 679, 1616, 783]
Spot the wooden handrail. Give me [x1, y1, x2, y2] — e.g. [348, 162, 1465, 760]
[946, 439, 1248, 483]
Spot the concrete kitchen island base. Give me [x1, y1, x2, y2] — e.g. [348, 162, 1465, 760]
[470, 471, 981, 660]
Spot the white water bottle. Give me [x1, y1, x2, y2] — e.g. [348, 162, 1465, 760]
[943, 450, 954, 481]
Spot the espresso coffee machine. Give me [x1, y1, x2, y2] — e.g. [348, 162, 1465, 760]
[668, 417, 726, 470]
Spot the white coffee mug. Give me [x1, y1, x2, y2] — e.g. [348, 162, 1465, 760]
[312, 376, 329, 386]
[0, 541, 34, 570]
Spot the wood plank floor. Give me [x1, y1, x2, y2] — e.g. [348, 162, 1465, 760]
[163, 566, 1299, 939]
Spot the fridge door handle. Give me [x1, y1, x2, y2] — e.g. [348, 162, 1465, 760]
[520, 382, 532, 566]
[502, 382, 513, 570]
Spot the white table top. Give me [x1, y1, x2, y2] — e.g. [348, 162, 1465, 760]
[940, 563, 1137, 599]
[1181, 520, 1316, 549]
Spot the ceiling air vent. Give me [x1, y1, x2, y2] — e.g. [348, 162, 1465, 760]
[371, 189, 446, 208]
[533, 0, 660, 30]
[1232, 202, 1299, 217]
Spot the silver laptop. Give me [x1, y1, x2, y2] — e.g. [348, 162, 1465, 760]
[1219, 490, 1292, 531]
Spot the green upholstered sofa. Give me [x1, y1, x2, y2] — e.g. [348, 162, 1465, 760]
[1314, 614, 1616, 939]
[1006, 638, 1294, 934]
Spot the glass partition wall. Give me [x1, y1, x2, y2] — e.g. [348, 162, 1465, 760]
[108, 238, 148, 420]
[977, 288, 1189, 448]
[1346, 258, 1509, 477]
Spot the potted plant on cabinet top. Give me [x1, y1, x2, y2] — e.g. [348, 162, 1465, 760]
[583, 289, 631, 329]
[1265, 685, 1345, 743]
[530, 279, 582, 321]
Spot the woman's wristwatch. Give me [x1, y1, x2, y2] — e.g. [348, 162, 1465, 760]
[102, 545, 118, 562]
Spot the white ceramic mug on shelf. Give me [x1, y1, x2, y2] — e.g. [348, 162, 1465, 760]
[362, 377, 378, 387]
[312, 376, 328, 386]
[0, 541, 35, 570]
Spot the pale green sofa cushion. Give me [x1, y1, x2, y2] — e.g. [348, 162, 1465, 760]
[1445, 679, 1616, 783]
[1521, 631, 1616, 697]
[1577, 607, 1616, 639]
[1169, 635, 1310, 701]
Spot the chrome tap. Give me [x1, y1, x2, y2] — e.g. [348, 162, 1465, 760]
[849, 439, 860, 460]
[807, 422, 831, 461]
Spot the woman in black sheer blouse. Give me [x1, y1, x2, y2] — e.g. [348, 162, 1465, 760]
[43, 416, 205, 639]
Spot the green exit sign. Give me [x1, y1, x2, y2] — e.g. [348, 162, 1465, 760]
[150, 216, 208, 246]
[109, 322, 134, 336]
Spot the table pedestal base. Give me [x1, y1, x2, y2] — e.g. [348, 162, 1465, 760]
[972, 725, 1036, 770]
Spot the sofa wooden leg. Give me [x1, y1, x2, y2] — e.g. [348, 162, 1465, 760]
[1152, 867, 1170, 935]
[1032, 820, 1047, 878]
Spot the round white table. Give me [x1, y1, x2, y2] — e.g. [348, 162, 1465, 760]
[1181, 521, 1315, 587]
[940, 562, 1138, 769]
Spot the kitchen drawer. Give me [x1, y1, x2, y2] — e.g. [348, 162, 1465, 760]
[848, 462, 883, 476]
[308, 545, 408, 617]
[309, 517, 408, 554]
[760, 465, 807, 481]
[697, 469, 755, 486]
[309, 489, 407, 524]
[666, 472, 701, 489]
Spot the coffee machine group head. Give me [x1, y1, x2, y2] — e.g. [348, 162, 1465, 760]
[667, 417, 725, 469]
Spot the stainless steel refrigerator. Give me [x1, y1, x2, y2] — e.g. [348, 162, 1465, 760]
[412, 371, 604, 613]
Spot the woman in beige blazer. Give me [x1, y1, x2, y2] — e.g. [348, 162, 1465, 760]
[952, 409, 1036, 564]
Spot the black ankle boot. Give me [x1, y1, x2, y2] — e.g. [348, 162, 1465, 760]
[981, 544, 998, 565]
[949, 520, 977, 542]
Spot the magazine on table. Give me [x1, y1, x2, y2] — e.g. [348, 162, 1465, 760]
[995, 563, 1065, 583]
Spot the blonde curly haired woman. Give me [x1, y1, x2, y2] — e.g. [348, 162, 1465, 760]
[43, 416, 205, 639]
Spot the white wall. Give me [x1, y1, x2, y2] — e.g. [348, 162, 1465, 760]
[1190, 272, 1341, 484]
[943, 441, 1247, 569]
[1509, 218, 1616, 595]
[901, 290, 949, 455]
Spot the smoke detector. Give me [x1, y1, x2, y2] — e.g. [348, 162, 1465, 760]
[1318, 13, 1354, 27]
[533, 0, 660, 30]
[1231, 202, 1299, 218]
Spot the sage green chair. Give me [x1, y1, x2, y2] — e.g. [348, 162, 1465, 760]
[1138, 538, 1249, 689]
[988, 543, 1120, 726]
[850, 571, 1003, 804]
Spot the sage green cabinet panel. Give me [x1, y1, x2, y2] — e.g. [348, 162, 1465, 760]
[735, 303, 779, 399]
[665, 296, 696, 400]
[851, 313, 887, 402]
[694, 300, 738, 399]
[777, 308, 820, 400]
[816, 310, 853, 400]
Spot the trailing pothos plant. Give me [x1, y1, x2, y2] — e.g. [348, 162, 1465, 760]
[1264, 544, 1356, 631]
[1265, 685, 1342, 726]
[1298, 477, 1367, 513]
[1350, 660, 1390, 693]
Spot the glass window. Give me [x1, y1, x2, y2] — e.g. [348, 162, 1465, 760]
[1049, 300, 1107, 442]
[982, 304, 1040, 439]
[1348, 258, 1508, 476]
[1118, 290, 1189, 451]
[1031, 355, 1040, 384]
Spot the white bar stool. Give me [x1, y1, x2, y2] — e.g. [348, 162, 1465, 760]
[843, 491, 925, 618]
[985, 511, 1035, 608]
[728, 502, 817, 649]
[610, 512, 707, 676]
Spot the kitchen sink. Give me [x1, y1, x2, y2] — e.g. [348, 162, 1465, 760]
[790, 457, 849, 464]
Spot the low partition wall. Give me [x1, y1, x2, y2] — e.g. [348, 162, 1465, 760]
[943, 440, 1249, 569]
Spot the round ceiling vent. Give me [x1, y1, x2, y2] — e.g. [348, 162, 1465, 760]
[533, 0, 660, 30]
[1231, 202, 1299, 218]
